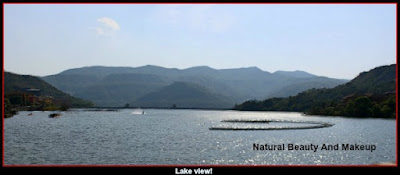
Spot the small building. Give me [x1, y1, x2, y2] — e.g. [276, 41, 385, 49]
[38, 95, 53, 104]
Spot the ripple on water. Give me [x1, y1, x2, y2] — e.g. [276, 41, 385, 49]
[3, 109, 396, 165]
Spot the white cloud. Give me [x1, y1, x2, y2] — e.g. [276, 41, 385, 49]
[96, 17, 120, 36]
[97, 17, 120, 30]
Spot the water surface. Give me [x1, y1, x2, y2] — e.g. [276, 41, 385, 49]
[4, 109, 396, 165]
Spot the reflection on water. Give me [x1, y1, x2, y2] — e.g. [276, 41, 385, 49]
[4, 109, 396, 165]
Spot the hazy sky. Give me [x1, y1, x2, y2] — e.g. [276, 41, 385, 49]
[4, 4, 396, 79]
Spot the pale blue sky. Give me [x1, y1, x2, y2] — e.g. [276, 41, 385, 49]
[4, 4, 396, 79]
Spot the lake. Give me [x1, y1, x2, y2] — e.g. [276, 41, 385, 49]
[3, 109, 396, 165]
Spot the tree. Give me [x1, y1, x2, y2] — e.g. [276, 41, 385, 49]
[371, 103, 382, 118]
[352, 96, 373, 117]
[4, 98, 17, 118]
[60, 102, 70, 111]
[381, 105, 392, 118]
[8, 93, 24, 105]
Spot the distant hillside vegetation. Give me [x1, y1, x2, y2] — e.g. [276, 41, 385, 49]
[131, 82, 233, 109]
[73, 73, 169, 107]
[4, 72, 94, 108]
[42, 65, 347, 107]
[234, 64, 396, 118]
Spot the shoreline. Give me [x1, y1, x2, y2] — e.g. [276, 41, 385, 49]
[71, 106, 233, 111]
[6, 107, 396, 120]
[77, 107, 396, 119]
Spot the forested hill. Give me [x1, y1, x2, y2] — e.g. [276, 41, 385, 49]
[130, 81, 233, 109]
[234, 64, 396, 118]
[4, 72, 94, 108]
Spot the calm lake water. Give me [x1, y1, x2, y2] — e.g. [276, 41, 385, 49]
[4, 109, 396, 165]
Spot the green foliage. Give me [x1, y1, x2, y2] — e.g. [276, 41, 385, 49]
[234, 64, 396, 118]
[8, 93, 24, 105]
[4, 98, 11, 109]
[5, 72, 94, 108]
[345, 96, 372, 117]
[4, 98, 18, 118]
[380, 95, 396, 118]
[234, 100, 265, 111]
[43, 104, 60, 111]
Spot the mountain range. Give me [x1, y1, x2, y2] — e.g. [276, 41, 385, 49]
[41, 65, 348, 108]
[234, 64, 396, 118]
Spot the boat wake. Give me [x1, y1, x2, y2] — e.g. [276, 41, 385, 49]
[131, 108, 145, 115]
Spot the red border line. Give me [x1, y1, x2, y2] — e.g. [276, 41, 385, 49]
[2, 2, 398, 5]
[2, 2, 5, 168]
[396, 2, 399, 167]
